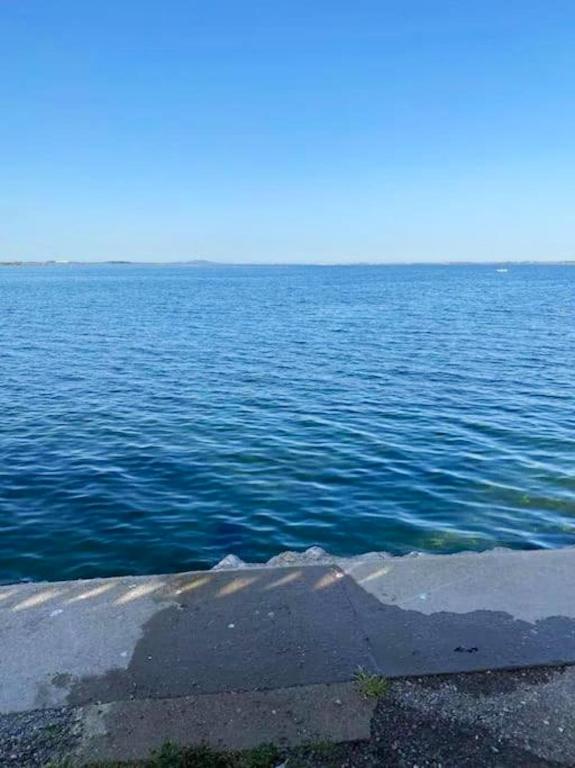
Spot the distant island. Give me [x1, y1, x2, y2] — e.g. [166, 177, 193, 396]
[1, 259, 574, 268]
[0, 259, 213, 267]
[0, 260, 134, 267]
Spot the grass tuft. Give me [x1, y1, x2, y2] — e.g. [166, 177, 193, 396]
[48, 738, 347, 768]
[354, 668, 390, 699]
[149, 741, 229, 767]
[235, 744, 282, 768]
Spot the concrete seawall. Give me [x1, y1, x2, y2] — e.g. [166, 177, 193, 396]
[1, 547, 575, 765]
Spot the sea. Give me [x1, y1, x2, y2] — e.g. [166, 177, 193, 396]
[1, 263, 574, 583]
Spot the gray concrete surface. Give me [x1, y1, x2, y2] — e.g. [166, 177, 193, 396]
[0, 566, 376, 713]
[337, 547, 575, 623]
[1, 547, 574, 765]
[338, 548, 575, 676]
[76, 681, 373, 764]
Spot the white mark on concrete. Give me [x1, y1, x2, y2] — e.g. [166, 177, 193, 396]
[67, 584, 115, 603]
[115, 582, 162, 605]
[173, 576, 210, 596]
[357, 566, 392, 584]
[50, 609, 64, 617]
[0, 588, 19, 604]
[218, 577, 257, 597]
[392, 572, 477, 609]
[13, 589, 62, 612]
[314, 571, 340, 591]
[264, 570, 302, 590]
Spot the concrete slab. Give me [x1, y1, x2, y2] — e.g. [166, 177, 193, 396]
[340, 548, 575, 675]
[339, 547, 575, 623]
[1, 547, 574, 723]
[0, 566, 375, 714]
[77, 682, 374, 764]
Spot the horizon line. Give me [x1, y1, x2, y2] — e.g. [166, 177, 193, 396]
[2, 258, 575, 268]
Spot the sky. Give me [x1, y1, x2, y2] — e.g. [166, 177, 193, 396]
[1, 1, 574, 263]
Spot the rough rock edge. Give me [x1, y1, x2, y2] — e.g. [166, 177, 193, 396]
[211, 545, 533, 570]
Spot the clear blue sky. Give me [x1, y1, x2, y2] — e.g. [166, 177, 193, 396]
[1, 1, 574, 263]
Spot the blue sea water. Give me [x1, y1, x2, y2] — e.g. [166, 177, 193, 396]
[1, 264, 574, 583]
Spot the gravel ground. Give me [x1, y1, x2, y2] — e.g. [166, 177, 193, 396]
[281, 669, 570, 767]
[363, 666, 571, 767]
[280, 669, 571, 767]
[1, 666, 573, 767]
[0, 707, 80, 768]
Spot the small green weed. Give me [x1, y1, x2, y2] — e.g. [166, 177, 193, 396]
[354, 668, 390, 699]
[150, 741, 228, 767]
[137, 741, 282, 768]
[235, 744, 282, 768]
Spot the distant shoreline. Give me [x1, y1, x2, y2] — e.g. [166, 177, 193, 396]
[1, 259, 574, 268]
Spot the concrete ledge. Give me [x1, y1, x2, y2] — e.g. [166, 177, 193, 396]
[2, 548, 575, 715]
[77, 682, 374, 764]
[1, 547, 575, 764]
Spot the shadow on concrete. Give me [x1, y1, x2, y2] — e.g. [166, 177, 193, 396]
[64, 565, 575, 707]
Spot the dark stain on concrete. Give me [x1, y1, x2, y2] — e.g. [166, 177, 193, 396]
[66, 566, 376, 706]
[66, 565, 575, 708]
[51, 673, 73, 690]
[340, 573, 575, 678]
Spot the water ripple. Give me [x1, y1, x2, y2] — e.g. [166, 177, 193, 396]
[1, 264, 574, 583]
